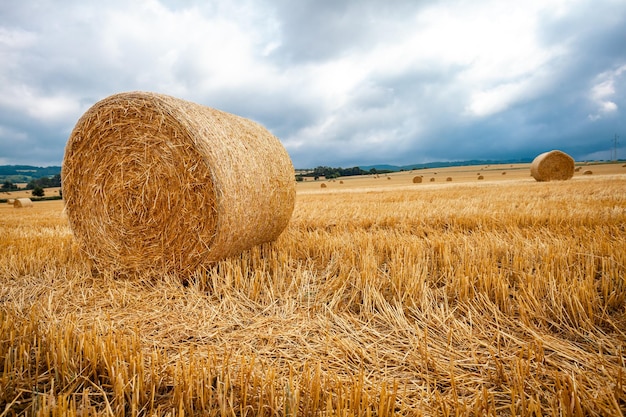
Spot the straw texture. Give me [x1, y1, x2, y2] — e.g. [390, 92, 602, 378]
[13, 198, 33, 208]
[62, 91, 295, 276]
[530, 150, 575, 181]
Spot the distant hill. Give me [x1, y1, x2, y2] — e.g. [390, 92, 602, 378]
[0, 165, 61, 183]
[359, 158, 533, 172]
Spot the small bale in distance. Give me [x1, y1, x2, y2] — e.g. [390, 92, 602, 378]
[62, 91, 295, 277]
[583, 170, 593, 175]
[446, 177, 452, 182]
[477, 175, 484, 180]
[412, 176, 422, 184]
[321, 183, 327, 188]
[531, 150, 574, 181]
[14, 198, 33, 208]
[7, 198, 15, 205]
[429, 177, 435, 182]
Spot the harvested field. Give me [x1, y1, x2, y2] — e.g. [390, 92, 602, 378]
[1, 162, 625, 416]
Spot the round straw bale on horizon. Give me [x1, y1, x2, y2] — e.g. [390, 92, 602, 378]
[530, 150, 575, 181]
[7, 198, 15, 204]
[412, 176, 422, 183]
[62, 91, 296, 276]
[320, 183, 327, 188]
[14, 198, 33, 208]
[477, 175, 484, 180]
[446, 177, 452, 182]
[583, 170, 593, 175]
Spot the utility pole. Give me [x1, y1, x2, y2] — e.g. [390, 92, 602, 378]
[613, 134, 620, 161]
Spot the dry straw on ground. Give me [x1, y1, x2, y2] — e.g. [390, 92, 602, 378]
[13, 198, 32, 208]
[62, 91, 295, 276]
[530, 150, 575, 181]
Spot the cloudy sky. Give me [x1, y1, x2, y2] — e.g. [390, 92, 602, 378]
[1, 0, 625, 168]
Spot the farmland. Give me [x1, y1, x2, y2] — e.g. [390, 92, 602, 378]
[1, 162, 625, 416]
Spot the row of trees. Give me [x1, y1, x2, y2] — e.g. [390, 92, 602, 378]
[2, 174, 61, 197]
[296, 166, 395, 181]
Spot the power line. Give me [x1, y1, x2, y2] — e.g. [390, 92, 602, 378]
[613, 134, 620, 161]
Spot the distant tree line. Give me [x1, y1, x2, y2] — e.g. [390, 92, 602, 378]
[296, 166, 394, 181]
[26, 174, 61, 190]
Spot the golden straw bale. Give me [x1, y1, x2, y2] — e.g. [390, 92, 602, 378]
[412, 176, 422, 183]
[13, 198, 33, 208]
[320, 183, 327, 188]
[446, 177, 452, 182]
[583, 170, 593, 175]
[429, 177, 435, 182]
[477, 175, 484, 180]
[7, 198, 15, 204]
[62, 91, 295, 276]
[530, 150, 574, 181]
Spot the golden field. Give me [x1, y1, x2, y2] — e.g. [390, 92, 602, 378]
[1, 162, 625, 416]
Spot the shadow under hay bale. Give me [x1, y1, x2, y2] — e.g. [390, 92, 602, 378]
[13, 198, 33, 208]
[530, 150, 574, 181]
[62, 91, 295, 277]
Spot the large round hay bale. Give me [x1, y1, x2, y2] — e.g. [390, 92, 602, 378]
[14, 198, 33, 208]
[412, 176, 422, 183]
[530, 150, 574, 181]
[62, 91, 295, 276]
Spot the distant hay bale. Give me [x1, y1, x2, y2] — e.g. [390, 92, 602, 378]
[14, 198, 33, 208]
[477, 175, 484, 180]
[339, 180, 344, 184]
[530, 150, 574, 181]
[502, 171, 506, 175]
[412, 176, 422, 183]
[387, 176, 391, 180]
[575, 167, 581, 172]
[583, 170, 593, 175]
[7, 198, 15, 205]
[320, 183, 327, 188]
[62, 91, 295, 276]
[429, 178, 435, 182]
[446, 177, 452, 182]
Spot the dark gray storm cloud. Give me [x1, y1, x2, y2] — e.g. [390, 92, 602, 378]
[0, 0, 624, 168]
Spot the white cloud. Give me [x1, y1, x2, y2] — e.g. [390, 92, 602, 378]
[587, 64, 626, 120]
